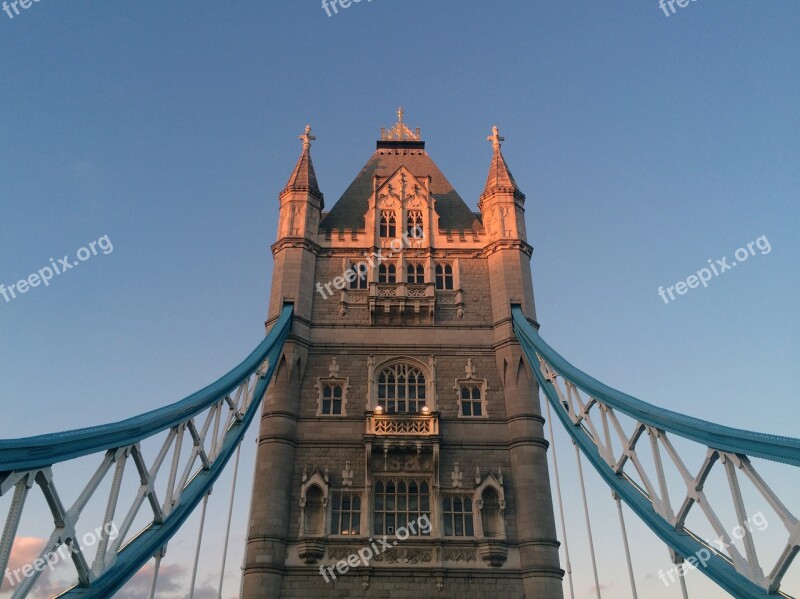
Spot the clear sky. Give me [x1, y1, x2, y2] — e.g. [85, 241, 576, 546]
[1, 1, 798, 598]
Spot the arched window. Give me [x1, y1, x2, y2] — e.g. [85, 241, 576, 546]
[406, 210, 424, 238]
[378, 263, 396, 284]
[406, 262, 425, 285]
[348, 260, 368, 290]
[480, 486, 502, 538]
[380, 210, 397, 238]
[435, 263, 454, 290]
[377, 363, 426, 413]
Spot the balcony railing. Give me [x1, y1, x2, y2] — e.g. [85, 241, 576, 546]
[365, 413, 439, 436]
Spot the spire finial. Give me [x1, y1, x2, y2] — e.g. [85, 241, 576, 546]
[397, 106, 404, 124]
[488, 125, 504, 151]
[299, 124, 315, 151]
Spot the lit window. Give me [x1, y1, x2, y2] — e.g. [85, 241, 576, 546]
[331, 492, 361, 535]
[377, 363, 426, 413]
[443, 496, 474, 537]
[435, 263, 454, 290]
[373, 479, 431, 536]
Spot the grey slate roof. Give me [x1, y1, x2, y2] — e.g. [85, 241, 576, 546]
[483, 147, 522, 197]
[284, 147, 323, 205]
[320, 142, 481, 233]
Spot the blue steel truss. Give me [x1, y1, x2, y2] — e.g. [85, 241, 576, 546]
[2, 303, 797, 598]
[0, 305, 293, 598]
[513, 306, 800, 599]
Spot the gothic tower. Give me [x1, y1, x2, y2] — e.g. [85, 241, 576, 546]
[243, 111, 564, 598]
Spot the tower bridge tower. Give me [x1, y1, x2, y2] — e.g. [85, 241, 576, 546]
[242, 111, 564, 598]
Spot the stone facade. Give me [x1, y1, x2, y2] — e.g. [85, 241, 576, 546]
[242, 113, 564, 598]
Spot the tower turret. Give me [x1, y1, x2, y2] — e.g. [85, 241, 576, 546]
[479, 126, 527, 243]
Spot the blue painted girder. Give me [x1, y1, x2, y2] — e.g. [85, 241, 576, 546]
[512, 306, 798, 599]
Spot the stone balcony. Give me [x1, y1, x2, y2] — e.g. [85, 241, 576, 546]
[364, 411, 440, 448]
[368, 282, 435, 324]
[336, 283, 464, 324]
[364, 412, 441, 462]
[366, 412, 439, 436]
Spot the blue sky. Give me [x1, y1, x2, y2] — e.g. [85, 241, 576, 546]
[1, 1, 798, 598]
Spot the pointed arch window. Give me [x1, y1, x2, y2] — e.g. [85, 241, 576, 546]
[380, 210, 397, 238]
[377, 363, 426, 413]
[315, 361, 349, 416]
[406, 210, 424, 238]
[378, 262, 396, 284]
[406, 262, 425, 285]
[348, 260, 368, 290]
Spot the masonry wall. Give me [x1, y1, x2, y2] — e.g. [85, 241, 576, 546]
[244, 141, 564, 599]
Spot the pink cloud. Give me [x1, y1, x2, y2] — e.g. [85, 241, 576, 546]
[6, 537, 46, 574]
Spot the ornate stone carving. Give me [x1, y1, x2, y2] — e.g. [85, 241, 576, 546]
[347, 291, 368, 304]
[451, 462, 463, 488]
[342, 461, 354, 487]
[372, 451, 432, 473]
[487, 125, 504, 151]
[444, 548, 477, 562]
[327, 546, 363, 561]
[380, 107, 421, 141]
[373, 548, 432, 564]
[328, 358, 340, 378]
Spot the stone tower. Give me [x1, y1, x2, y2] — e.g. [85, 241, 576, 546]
[242, 111, 564, 598]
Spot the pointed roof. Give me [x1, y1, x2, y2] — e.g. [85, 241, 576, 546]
[320, 147, 479, 233]
[481, 126, 524, 201]
[320, 111, 480, 233]
[282, 125, 323, 205]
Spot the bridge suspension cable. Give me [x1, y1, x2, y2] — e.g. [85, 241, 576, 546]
[513, 306, 800, 599]
[0, 304, 293, 598]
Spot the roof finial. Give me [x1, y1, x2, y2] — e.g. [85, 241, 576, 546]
[380, 108, 421, 141]
[488, 125, 505, 151]
[299, 124, 315, 151]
